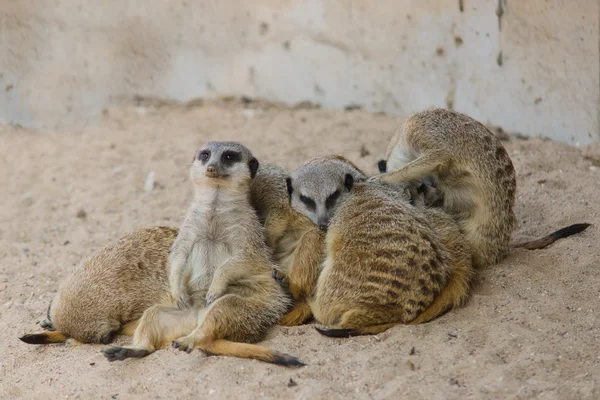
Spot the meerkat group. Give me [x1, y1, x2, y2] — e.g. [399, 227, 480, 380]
[20, 108, 590, 362]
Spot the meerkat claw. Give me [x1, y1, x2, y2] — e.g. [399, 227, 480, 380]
[172, 339, 194, 353]
[271, 269, 288, 284]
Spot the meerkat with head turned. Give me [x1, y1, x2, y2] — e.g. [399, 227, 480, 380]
[372, 108, 590, 266]
[370, 108, 517, 268]
[286, 156, 473, 336]
[104, 142, 303, 366]
[19, 226, 178, 346]
[249, 163, 325, 326]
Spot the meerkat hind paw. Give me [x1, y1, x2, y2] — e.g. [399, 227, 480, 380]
[103, 346, 151, 361]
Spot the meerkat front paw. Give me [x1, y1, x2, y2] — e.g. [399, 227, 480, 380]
[39, 319, 55, 331]
[367, 175, 381, 183]
[171, 336, 196, 354]
[203, 290, 224, 307]
[172, 290, 192, 310]
[272, 268, 288, 285]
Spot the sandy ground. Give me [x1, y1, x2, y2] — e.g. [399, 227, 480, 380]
[1, 98, 599, 400]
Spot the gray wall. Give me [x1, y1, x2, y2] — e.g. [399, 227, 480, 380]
[1, 0, 598, 144]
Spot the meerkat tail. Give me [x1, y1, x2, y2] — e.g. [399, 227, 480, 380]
[315, 323, 399, 338]
[20, 330, 69, 345]
[514, 223, 591, 250]
[198, 339, 305, 367]
[279, 301, 313, 326]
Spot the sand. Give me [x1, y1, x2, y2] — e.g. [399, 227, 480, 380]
[1, 98, 598, 399]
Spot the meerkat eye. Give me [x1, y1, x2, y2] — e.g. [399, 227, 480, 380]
[199, 151, 210, 161]
[222, 151, 241, 165]
[325, 190, 340, 209]
[299, 195, 316, 211]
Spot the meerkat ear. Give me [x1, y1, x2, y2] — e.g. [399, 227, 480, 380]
[248, 158, 259, 179]
[377, 159, 387, 173]
[286, 177, 293, 198]
[344, 173, 354, 191]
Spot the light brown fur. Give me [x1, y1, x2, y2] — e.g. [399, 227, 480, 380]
[250, 163, 325, 326]
[104, 142, 303, 366]
[19, 226, 178, 346]
[371, 108, 517, 268]
[312, 180, 473, 336]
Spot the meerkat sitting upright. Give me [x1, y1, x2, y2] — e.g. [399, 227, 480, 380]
[286, 156, 473, 336]
[249, 163, 325, 326]
[19, 226, 178, 346]
[104, 142, 303, 366]
[372, 108, 590, 267]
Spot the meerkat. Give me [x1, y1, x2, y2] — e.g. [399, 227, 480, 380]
[249, 162, 325, 326]
[286, 156, 473, 336]
[104, 142, 303, 366]
[373, 108, 590, 263]
[19, 226, 178, 346]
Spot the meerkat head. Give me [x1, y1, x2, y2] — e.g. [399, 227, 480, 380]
[287, 156, 367, 230]
[190, 141, 259, 189]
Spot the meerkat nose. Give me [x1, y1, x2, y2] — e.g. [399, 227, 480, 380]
[317, 218, 329, 230]
[206, 165, 218, 177]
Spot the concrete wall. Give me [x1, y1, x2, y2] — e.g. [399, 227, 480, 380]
[1, 0, 598, 145]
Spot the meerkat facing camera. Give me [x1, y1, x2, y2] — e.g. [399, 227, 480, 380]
[104, 142, 303, 367]
[373, 108, 590, 265]
[19, 226, 178, 346]
[286, 156, 473, 336]
[249, 162, 325, 326]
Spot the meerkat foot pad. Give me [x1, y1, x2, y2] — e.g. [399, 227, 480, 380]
[103, 346, 151, 361]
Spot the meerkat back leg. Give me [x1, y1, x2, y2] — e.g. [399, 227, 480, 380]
[103, 305, 199, 361]
[371, 152, 447, 185]
[409, 259, 473, 325]
[172, 294, 304, 367]
[277, 230, 324, 326]
[279, 301, 313, 326]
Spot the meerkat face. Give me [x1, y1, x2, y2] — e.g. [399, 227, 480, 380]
[190, 141, 259, 188]
[287, 158, 366, 230]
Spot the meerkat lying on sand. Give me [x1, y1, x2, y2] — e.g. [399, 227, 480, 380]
[371, 108, 589, 267]
[19, 227, 178, 346]
[104, 142, 303, 366]
[286, 156, 473, 336]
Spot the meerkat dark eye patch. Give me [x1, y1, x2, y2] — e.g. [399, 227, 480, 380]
[248, 157, 259, 179]
[199, 150, 211, 162]
[325, 190, 340, 209]
[344, 174, 354, 191]
[222, 151, 241, 165]
[286, 178, 293, 197]
[299, 195, 316, 211]
[377, 159, 387, 173]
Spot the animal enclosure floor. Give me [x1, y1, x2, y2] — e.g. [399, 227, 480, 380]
[1, 99, 599, 399]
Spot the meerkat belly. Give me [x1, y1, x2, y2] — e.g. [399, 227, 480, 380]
[187, 219, 238, 296]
